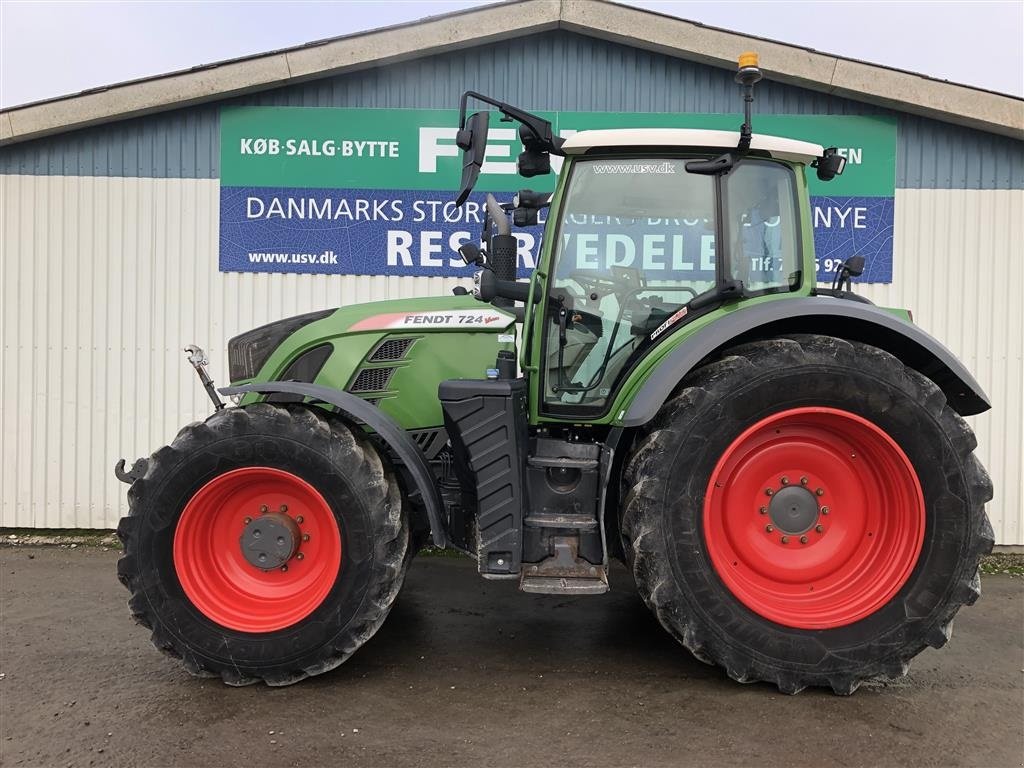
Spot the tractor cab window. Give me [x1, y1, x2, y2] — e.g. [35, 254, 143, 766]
[542, 156, 801, 412]
[724, 160, 801, 294]
[543, 157, 717, 410]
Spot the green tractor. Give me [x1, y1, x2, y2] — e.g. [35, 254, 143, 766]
[115, 54, 993, 694]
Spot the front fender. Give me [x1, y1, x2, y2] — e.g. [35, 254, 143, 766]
[621, 297, 990, 427]
[220, 382, 448, 548]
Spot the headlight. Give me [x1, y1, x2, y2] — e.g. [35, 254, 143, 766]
[227, 309, 334, 382]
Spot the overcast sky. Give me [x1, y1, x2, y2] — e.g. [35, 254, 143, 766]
[1, 0, 1022, 109]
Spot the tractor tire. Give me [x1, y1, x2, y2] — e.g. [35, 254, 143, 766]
[116, 402, 409, 686]
[621, 334, 993, 695]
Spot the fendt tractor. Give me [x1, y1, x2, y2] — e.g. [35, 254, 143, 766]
[115, 53, 994, 695]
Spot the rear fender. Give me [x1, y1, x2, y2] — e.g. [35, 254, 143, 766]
[621, 297, 990, 426]
[220, 382, 448, 548]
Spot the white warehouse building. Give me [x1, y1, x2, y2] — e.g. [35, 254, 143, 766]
[0, 0, 1022, 544]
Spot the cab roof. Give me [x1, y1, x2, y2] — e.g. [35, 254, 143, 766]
[561, 128, 824, 165]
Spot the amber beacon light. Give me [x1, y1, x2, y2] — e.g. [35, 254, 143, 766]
[737, 51, 759, 70]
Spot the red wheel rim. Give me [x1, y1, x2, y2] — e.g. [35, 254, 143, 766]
[703, 407, 925, 630]
[173, 467, 342, 633]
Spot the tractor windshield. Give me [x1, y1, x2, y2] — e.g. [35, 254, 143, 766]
[542, 156, 801, 411]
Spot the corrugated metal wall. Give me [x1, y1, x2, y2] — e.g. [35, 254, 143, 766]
[2, 174, 1021, 540]
[2, 31, 1022, 189]
[0, 174, 470, 529]
[858, 190, 1024, 546]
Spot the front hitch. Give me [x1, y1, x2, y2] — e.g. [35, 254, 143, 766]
[184, 344, 225, 412]
[115, 345, 223, 486]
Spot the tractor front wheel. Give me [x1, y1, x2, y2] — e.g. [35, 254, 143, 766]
[621, 334, 993, 694]
[117, 403, 409, 686]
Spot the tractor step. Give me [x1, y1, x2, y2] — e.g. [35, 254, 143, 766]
[526, 455, 599, 470]
[518, 536, 609, 595]
[520, 570, 609, 595]
[524, 513, 598, 530]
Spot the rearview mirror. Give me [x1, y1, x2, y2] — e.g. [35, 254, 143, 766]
[458, 242, 483, 266]
[815, 148, 847, 182]
[455, 111, 489, 206]
[842, 255, 865, 278]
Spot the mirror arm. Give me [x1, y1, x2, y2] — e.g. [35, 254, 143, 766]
[459, 91, 564, 155]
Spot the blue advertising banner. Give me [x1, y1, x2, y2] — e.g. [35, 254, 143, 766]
[219, 108, 897, 282]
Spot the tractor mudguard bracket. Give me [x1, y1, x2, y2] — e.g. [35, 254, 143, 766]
[220, 381, 449, 548]
[622, 296, 991, 426]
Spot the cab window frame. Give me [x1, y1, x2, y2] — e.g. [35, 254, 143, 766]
[536, 151, 804, 420]
[721, 157, 804, 299]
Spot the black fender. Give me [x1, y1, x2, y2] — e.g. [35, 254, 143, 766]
[621, 296, 990, 427]
[220, 382, 448, 548]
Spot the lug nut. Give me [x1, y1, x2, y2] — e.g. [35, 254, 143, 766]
[766, 525, 774, 533]
[244, 516, 252, 524]
[759, 506, 767, 515]
[296, 552, 304, 560]
[781, 536, 789, 544]
[815, 524, 824, 533]
[821, 506, 830, 515]
[800, 477, 808, 485]
[259, 505, 268, 514]
[765, 488, 774, 496]
[815, 488, 825, 496]
[280, 504, 288, 513]
[295, 515, 304, 524]
[302, 533, 310, 542]
[800, 536, 808, 544]
[780, 476, 789, 485]
[281, 565, 288, 572]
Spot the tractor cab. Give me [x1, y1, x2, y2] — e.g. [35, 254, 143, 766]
[538, 131, 816, 413]
[457, 117, 830, 419]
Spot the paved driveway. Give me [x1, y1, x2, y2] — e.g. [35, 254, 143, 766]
[1, 548, 1021, 767]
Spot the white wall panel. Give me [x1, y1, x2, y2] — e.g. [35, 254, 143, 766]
[1, 176, 1021, 543]
[1, 174, 471, 530]
[859, 189, 1023, 547]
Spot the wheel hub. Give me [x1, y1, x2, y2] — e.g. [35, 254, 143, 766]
[768, 485, 819, 535]
[240, 511, 301, 570]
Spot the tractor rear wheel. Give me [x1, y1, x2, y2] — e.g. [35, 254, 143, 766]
[621, 334, 993, 694]
[117, 403, 409, 686]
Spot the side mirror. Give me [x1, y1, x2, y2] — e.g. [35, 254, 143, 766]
[517, 148, 551, 178]
[516, 123, 552, 178]
[842, 255, 865, 278]
[814, 148, 847, 182]
[512, 189, 548, 227]
[458, 242, 484, 266]
[455, 111, 489, 206]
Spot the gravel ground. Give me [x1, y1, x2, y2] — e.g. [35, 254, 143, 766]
[1, 546, 1022, 768]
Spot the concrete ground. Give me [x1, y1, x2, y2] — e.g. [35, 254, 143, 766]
[1, 548, 1021, 768]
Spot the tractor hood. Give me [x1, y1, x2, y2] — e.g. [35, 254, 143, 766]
[227, 295, 517, 430]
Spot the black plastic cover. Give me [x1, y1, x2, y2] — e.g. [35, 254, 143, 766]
[439, 378, 529, 576]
